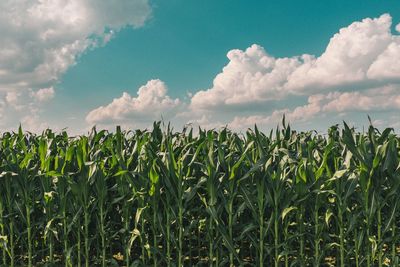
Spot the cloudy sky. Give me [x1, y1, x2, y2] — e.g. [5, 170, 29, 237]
[1, 0, 400, 133]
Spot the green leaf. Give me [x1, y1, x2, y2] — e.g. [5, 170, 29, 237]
[325, 209, 333, 226]
[282, 207, 297, 221]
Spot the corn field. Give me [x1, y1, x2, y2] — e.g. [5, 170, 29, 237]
[0, 121, 399, 267]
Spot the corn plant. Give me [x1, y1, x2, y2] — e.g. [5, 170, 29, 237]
[0, 121, 399, 266]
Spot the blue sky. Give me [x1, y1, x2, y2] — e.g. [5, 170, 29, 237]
[1, 0, 400, 133]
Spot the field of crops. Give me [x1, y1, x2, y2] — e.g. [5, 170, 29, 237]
[0, 121, 399, 266]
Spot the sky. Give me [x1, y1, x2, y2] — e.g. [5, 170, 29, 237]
[1, 0, 400, 134]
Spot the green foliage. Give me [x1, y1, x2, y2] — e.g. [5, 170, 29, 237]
[0, 122, 399, 266]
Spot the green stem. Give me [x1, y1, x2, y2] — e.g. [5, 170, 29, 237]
[216, 246, 219, 265]
[0, 201, 6, 266]
[178, 173, 183, 267]
[355, 228, 359, 267]
[152, 196, 157, 267]
[299, 205, 305, 266]
[189, 230, 192, 266]
[100, 206, 105, 267]
[259, 212, 264, 267]
[197, 224, 200, 264]
[167, 208, 171, 267]
[48, 205, 54, 263]
[209, 219, 214, 267]
[259, 181, 265, 267]
[284, 223, 289, 267]
[339, 207, 344, 267]
[84, 207, 89, 267]
[9, 219, 14, 267]
[314, 199, 320, 266]
[26, 205, 32, 267]
[178, 202, 183, 267]
[378, 207, 382, 267]
[6, 186, 14, 267]
[392, 220, 396, 266]
[124, 211, 130, 267]
[63, 211, 69, 267]
[49, 234, 54, 263]
[367, 226, 371, 267]
[275, 206, 279, 267]
[77, 218, 81, 267]
[141, 213, 146, 264]
[365, 195, 371, 267]
[228, 198, 234, 267]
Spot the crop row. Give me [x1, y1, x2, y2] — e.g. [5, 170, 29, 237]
[0, 121, 399, 266]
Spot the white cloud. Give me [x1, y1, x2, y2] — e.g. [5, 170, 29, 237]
[229, 113, 282, 131]
[31, 87, 55, 102]
[228, 85, 400, 130]
[321, 91, 400, 113]
[3, 9, 397, 133]
[184, 115, 227, 130]
[287, 14, 396, 91]
[190, 14, 400, 112]
[83, 13, 400, 132]
[0, 87, 56, 132]
[86, 79, 182, 126]
[0, 0, 151, 131]
[0, 0, 151, 92]
[190, 44, 305, 110]
[367, 42, 400, 79]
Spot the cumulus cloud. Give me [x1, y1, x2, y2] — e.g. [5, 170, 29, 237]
[190, 14, 400, 112]
[0, 0, 151, 92]
[83, 13, 400, 132]
[190, 44, 305, 110]
[367, 42, 400, 79]
[86, 79, 182, 126]
[3, 9, 397, 132]
[0, 0, 151, 131]
[286, 14, 398, 91]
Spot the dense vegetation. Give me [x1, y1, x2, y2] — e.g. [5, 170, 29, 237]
[0, 121, 399, 266]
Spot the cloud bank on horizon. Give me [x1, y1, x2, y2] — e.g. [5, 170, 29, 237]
[88, 13, 400, 131]
[0, 3, 399, 132]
